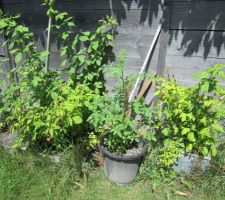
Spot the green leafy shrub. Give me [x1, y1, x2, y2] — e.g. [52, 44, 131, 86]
[155, 64, 225, 167]
[5, 83, 98, 149]
[0, 1, 117, 149]
[89, 52, 156, 154]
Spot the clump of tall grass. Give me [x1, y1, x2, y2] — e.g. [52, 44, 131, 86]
[201, 138, 225, 196]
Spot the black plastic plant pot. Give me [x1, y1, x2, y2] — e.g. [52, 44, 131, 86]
[99, 140, 148, 185]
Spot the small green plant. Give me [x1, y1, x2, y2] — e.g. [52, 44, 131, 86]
[138, 145, 177, 186]
[159, 139, 184, 168]
[0, 0, 117, 149]
[88, 52, 156, 154]
[155, 64, 225, 167]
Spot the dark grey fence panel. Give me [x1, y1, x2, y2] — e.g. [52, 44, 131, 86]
[166, 55, 225, 85]
[2, 0, 225, 88]
[167, 30, 225, 59]
[170, 1, 225, 31]
[1, 0, 163, 81]
[165, 0, 225, 86]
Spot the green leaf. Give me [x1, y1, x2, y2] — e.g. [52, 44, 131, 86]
[180, 113, 187, 122]
[218, 70, 225, 79]
[68, 22, 75, 27]
[62, 32, 69, 40]
[200, 82, 209, 92]
[39, 51, 49, 59]
[200, 72, 209, 79]
[9, 42, 14, 49]
[181, 128, 190, 135]
[0, 20, 8, 28]
[96, 59, 101, 66]
[68, 118, 73, 126]
[162, 128, 169, 136]
[32, 76, 41, 87]
[92, 41, 99, 50]
[154, 90, 160, 96]
[201, 147, 209, 156]
[55, 12, 68, 20]
[211, 146, 217, 157]
[50, 92, 58, 100]
[61, 60, 67, 67]
[72, 116, 83, 124]
[90, 35, 96, 40]
[79, 35, 89, 42]
[187, 132, 196, 142]
[61, 47, 67, 56]
[72, 35, 79, 47]
[87, 73, 94, 81]
[78, 55, 85, 64]
[82, 31, 91, 36]
[15, 52, 22, 64]
[173, 126, 178, 134]
[64, 103, 74, 112]
[185, 143, 193, 153]
[200, 117, 207, 125]
[106, 34, 113, 40]
[16, 25, 28, 33]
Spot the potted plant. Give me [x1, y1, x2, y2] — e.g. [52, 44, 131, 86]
[88, 52, 156, 184]
[155, 64, 225, 172]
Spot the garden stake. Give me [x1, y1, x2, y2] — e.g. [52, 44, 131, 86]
[126, 76, 154, 118]
[45, 13, 52, 72]
[136, 73, 156, 101]
[128, 25, 161, 102]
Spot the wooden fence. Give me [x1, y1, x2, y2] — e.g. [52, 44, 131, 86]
[1, 0, 225, 87]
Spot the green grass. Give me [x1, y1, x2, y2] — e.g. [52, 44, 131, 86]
[0, 146, 224, 200]
[0, 146, 87, 200]
[0, 148, 53, 200]
[74, 170, 225, 200]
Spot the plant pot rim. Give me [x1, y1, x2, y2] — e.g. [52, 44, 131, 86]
[99, 139, 148, 161]
[181, 150, 211, 161]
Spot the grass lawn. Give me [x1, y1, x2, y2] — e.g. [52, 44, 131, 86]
[0, 147, 224, 200]
[73, 170, 224, 200]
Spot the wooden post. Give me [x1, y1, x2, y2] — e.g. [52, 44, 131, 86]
[156, 0, 171, 77]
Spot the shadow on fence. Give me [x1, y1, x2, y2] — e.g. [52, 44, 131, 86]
[1, 0, 225, 63]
